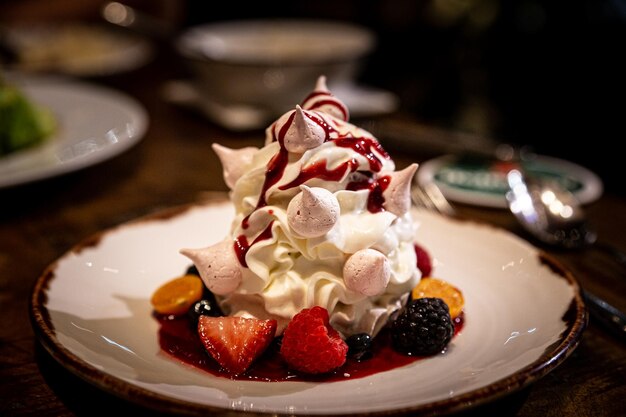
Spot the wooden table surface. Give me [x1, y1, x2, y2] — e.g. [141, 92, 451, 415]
[1, 54, 625, 417]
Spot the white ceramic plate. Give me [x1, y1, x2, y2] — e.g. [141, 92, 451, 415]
[417, 154, 603, 209]
[4, 23, 154, 77]
[0, 74, 148, 188]
[31, 197, 586, 416]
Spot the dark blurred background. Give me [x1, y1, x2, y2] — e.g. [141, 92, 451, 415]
[184, 0, 626, 195]
[2, 0, 625, 195]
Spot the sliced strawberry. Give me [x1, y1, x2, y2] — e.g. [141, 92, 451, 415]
[197, 315, 277, 375]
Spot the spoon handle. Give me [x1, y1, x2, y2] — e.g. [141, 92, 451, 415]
[583, 290, 626, 343]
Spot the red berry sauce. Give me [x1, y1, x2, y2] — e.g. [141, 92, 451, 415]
[156, 313, 463, 382]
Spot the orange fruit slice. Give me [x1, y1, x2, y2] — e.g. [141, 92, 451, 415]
[411, 277, 464, 319]
[151, 274, 204, 315]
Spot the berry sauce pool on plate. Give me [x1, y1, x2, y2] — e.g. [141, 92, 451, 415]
[155, 313, 464, 382]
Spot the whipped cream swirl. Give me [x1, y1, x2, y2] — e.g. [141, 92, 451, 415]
[183, 76, 420, 337]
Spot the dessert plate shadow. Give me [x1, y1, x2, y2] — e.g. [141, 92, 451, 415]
[30, 196, 586, 416]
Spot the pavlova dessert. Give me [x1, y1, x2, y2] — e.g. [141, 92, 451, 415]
[151, 77, 464, 379]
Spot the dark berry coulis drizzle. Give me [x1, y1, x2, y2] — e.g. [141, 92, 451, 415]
[279, 159, 358, 190]
[302, 108, 334, 141]
[234, 221, 275, 267]
[334, 137, 389, 172]
[239, 119, 292, 231]
[347, 175, 391, 213]
[277, 136, 388, 192]
[302, 92, 349, 121]
[236, 109, 391, 266]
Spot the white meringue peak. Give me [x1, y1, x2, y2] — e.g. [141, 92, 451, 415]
[315, 75, 330, 93]
[287, 185, 340, 238]
[180, 239, 242, 295]
[212, 143, 258, 189]
[383, 163, 418, 216]
[343, 248, 391, 296]
[280, 105, 327, 153]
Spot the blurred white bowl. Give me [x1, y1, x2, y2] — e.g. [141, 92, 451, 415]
[175, 19, 376, 115]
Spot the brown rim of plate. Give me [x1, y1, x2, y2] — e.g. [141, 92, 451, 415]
[29, 196, 588, 417]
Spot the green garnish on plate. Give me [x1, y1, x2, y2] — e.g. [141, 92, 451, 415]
[0, 75, 56, 155]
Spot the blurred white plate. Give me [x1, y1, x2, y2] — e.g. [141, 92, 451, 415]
[0, 74, 148, 188]
[31, 198, 585, 416]
[3, 23, 154, 77]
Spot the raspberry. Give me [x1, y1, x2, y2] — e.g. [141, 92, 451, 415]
[414, 243, 432, 277]
[280, 306, 348, 374]
[391, 298, 454, 356]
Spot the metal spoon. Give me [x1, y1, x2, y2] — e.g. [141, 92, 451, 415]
[505, 168, 626, 262]
[505, 168, 626, 342]
[505, 169, 595, 249]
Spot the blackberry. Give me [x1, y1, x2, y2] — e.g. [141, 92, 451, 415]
[185, 264, 200, 277]
[390, 297, 454, 356]
[346, 333, 373, 361]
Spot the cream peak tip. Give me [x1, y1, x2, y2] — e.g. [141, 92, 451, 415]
[294, 104, 324, 141]
[383, 163, 419, 216]
[315, 75, 329, 92]
[211, 143, 258, 189]
[294, 105, 308, 130]
[300, 184, 317, 203]
[299, 185, 336, 207]
[398, 163, 418, 182]
[179, 242, 242, 295]
[211, 142, 231, 157]
[392, 163, 418, 189]
[282, 105, 325, 153]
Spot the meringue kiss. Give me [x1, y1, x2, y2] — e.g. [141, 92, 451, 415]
[287, 185, 340, 238]
[180, 240, 242, 295]
[382, 163, 418, 216]
[343, 248, 391, 296]
[212, 143, 258, 189]
[281, 105, 326, 153]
